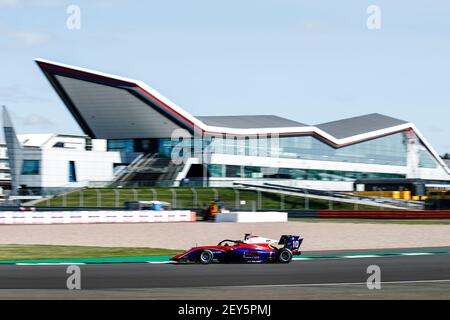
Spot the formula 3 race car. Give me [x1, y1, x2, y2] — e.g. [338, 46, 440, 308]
[170, 234, 303, 264]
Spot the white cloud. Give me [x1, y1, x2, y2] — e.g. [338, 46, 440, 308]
[8, 30, 51, 47]
[94, 0, 128, 6]
[0, 0, 127, 8]
[5, 110, 55, 129]
[0, 0, 126, 7]
[0, 0, 18, 6]
[302, 19, 327, 34]
[0, 0, 66, 7]
[21, 114, 54, 127]
[29, 0, 66, 7]
[0, 86, 50, 103]
[0, 27, 53, 48]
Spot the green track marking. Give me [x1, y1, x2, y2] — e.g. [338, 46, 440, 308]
[1, 249, 449, 265]
[0, 255, 174, 265]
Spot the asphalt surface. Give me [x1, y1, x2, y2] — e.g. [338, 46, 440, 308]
[0, 253, 449, 299]
[303, 246, 450, 256]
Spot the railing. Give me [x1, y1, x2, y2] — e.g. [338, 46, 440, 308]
[13, 178, 430, 211]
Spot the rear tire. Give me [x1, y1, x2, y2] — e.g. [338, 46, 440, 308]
[277, 248, 293, 263]
[199, 250, 214, 264]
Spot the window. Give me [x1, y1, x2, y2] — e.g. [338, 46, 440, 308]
[68, 161, 77, 182]
[21, 160, 40, 175]
[212, 132, 411, 167]
[226, 165, 242, 177]
[244, 166, 262, 178]
[224, 164, 405, 181]
[208, 164, 223, 177]
[419, 149, 437, 168]
[277, 132, 408, 166]
[107, 139, 135, 152]
[158, 138, 192, 157]
[53, 142, 65, 148]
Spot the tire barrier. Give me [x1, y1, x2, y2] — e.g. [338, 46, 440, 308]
[0, 210, 197, 225]
[317, 210, 450, 219]
[215, 211, 288, 223]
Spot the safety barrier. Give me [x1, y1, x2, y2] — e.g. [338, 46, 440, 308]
[351, 191, 428, 201]
[0, 210, 196, 225]
[215, 211, 288, 223]
[317, 210, 450, 219]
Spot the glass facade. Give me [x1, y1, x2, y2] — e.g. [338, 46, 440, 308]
[107, 139, 156, 153]
[159, 138, 192, 158]
[107, 131, 440, 177]
[21, 160, 40, 175]
[205, 132, 409, 166]
[108, 138, 187, 156]
[419, 149, 438, 168]
[208, 164, 405, 181]
[107, 139, 135, 152]
[278, 134, 408, 166]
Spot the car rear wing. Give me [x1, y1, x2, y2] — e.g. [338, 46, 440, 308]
[278, 235, 303, 251]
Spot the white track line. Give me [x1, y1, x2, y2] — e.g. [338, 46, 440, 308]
[16, 263, 86, 266]
[293, 252, 446, 260]
[211, 279, 450, 289]
[293, 255, 380, 261]
[401, 253, 433, 256]
[343, 255, 379, 258]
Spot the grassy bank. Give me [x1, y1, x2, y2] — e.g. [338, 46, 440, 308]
[0, 245, 181, 261]
[35, 187, 380, 210]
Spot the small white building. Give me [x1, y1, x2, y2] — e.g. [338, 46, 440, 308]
[3, 107, 123, 195]
[18, 134, 122, 191]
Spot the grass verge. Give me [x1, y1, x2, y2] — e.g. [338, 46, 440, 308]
[0, 245, 181, 261]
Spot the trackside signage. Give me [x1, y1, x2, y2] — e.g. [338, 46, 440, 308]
[0, 210, 196, 225]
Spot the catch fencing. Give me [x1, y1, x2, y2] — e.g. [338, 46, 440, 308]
[43, 187, 283, 211]
[36, 186, 416, 211]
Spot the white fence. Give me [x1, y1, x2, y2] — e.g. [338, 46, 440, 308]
[0, 210, 196, 225]
[215, 211, 288, 223]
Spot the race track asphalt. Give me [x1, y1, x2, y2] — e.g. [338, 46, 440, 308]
[0, 253, 449, 299]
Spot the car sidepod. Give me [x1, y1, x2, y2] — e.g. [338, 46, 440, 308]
[229, 247, 275, 263]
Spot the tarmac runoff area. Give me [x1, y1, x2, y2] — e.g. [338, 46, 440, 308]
[0, 221, 450, 299]
[0, 254, 449, 299]
[1, 221, 450, 251]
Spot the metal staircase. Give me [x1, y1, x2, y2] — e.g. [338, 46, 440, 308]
[110, 153, 185, 187]
[112, 153, 146, 183]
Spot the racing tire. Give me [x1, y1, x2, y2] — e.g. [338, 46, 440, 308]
[199, 250, 214, 264]
[277, 248, 293, 263]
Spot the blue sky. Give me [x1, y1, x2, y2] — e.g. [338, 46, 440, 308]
[1, 0, 450, 153]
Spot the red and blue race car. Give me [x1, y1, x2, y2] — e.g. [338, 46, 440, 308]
[171, 234, 303, 264]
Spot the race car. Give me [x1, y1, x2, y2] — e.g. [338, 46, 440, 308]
[170, 233, 303, 264]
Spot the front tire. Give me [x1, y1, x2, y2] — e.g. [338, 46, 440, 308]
[277, 248, 293, 263]
[199, 250, 214, 264]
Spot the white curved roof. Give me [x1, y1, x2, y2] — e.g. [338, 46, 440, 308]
[35, 58, 450, 174]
